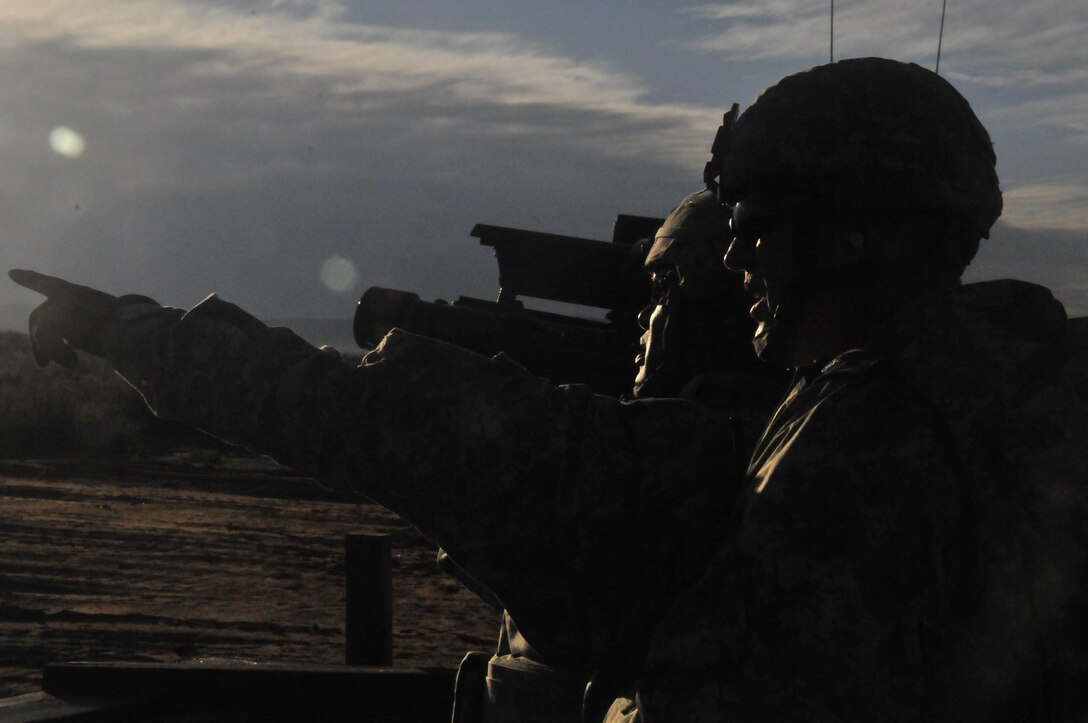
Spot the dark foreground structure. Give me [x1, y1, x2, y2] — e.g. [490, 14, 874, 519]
[9, 662, 453, 722]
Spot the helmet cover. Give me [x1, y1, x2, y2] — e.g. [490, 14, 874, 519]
[716, 58, 1002, 246]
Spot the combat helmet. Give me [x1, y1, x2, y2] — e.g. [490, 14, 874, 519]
[706, 57, 1002, 276]
[644, 187, 730, 277]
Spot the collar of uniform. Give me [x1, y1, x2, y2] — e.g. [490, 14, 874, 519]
[815, 349, 883, 379]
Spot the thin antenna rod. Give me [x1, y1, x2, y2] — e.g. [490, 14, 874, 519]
[830, 0, 835, 62]
[935, 0, 948, 74]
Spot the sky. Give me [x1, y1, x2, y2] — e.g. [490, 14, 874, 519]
[2, 0, 1087, 327]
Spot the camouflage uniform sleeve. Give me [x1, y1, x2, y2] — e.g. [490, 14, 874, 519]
[101, 295, 739, 666]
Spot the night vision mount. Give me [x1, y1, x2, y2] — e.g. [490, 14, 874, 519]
[703, 102, 739, 204]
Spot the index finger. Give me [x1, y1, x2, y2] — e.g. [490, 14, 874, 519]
[8, 269, 83, 298]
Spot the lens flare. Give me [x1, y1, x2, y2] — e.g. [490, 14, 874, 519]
[320, 255, 358, 293]
[49, 127, 86, 158]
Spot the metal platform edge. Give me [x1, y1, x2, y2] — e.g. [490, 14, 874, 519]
[3, 660, 459, 722]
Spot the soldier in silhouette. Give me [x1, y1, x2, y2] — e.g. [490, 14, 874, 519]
[444, 186, 787, 723]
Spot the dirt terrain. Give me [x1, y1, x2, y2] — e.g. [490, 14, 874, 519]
[0, 451, 500, 699]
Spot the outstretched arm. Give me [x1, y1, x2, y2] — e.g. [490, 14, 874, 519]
[10, 270, 739, 666]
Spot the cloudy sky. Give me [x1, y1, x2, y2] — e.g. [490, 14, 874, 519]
[2, 0, 1086, 327]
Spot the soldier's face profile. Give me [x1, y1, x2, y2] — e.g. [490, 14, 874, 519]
[724, 197, 812, 366]
[725, 202, 798, 322]
[633, 268, 678, 396]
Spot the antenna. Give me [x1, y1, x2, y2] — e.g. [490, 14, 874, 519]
[830, 0, 835, 62]
[935, 0, 948, 74]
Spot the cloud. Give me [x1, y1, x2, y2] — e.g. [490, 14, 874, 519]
[1001, 181, 1088, 232]
[948, 65, 1088, 90]
[0, 1, 721, 318]
[966, 222, 1088, 316]
[684, 1, 805, 22]
[1, 0, 717, 167]
[681, 0, 1088, 129]
[681, 1, 938, 62]
[683, 0, 1088, 71]
[985, 92, 1088, 144]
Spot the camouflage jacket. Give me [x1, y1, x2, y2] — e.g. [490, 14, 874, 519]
[101, 279, 1088, 722]
[100, 296, 740, 676]
[633, 279, 1088, 722]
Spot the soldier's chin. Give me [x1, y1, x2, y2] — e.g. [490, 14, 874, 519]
[632, 364, 685, 399]
[751, 320, 796, 369]
[631, 372, 659, 399]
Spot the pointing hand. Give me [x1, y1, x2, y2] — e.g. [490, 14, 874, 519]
[8, 269, 157, 368]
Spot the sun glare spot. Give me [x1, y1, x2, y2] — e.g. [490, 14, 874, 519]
[49, 127, 86, 158]
[320, 256, 358, 293]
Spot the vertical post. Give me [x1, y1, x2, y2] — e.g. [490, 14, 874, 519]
[344, 532, 393, 666]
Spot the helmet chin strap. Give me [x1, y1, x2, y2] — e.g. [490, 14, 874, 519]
[750, 259, 886, 369]
[754, 262, 948, 370]
[751, 287, 805, 368]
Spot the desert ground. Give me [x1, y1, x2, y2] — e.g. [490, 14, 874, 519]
[0, 450, 500, 700]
